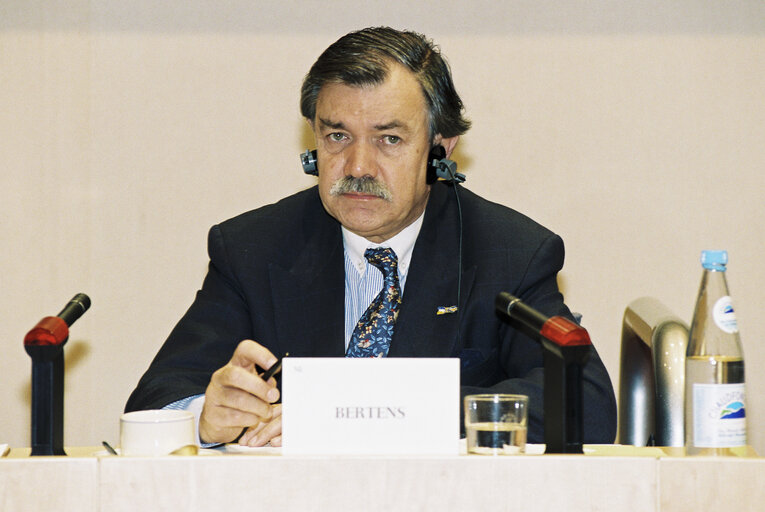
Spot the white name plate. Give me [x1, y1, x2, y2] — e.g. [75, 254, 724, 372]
[282, 358, 459, 455]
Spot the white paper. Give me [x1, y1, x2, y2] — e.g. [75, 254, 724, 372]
[282, 358, 459, 455]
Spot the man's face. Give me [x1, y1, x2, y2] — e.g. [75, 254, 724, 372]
[313, 63, 434, 243]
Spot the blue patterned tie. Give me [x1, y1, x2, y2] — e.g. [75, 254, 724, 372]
[346, 247, 402, 358]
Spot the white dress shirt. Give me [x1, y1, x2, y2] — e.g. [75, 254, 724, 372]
[341, 210, 424, 349]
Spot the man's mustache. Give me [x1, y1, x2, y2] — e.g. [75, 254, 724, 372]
[329, 176, 393, 201]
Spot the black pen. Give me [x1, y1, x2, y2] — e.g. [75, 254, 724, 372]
[260, 353, 288, 382]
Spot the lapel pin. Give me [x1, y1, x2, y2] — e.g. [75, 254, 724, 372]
[436, 305, 458, 315]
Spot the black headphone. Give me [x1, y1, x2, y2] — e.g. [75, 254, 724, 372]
[300, 146, 466, 184]
[300, 149, 319, 176]
[425, 145, 466, 184]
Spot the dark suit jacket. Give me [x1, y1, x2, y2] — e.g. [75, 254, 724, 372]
[125, 182, 617, 443]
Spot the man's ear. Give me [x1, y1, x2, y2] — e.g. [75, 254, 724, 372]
[437, 135, 459, 157]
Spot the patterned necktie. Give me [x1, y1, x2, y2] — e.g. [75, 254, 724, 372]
[346, 247, 402, 358]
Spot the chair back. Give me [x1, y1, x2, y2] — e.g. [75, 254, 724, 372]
[618, 297, 688, 446]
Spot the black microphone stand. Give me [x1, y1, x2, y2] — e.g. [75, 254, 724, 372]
[23, 294, 91, 456]
[496, 292, 591, 454]
[24, 335, 67, 455]
[537, 320, 591, 454]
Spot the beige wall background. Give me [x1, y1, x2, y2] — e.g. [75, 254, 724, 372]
[2, 1, 763, 452]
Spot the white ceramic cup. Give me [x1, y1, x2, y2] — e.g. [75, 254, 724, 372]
[120, 410, 196, 456]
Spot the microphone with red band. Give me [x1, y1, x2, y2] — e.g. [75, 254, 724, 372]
[495, 291, 590, 453]
[24, 293, 91, 347]
[24, 293, 91, 456]
[495, 292, 591, 347]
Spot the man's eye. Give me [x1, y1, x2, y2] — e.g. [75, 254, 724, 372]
[328, 133, 347, 142]
[382, 135, 401, 145]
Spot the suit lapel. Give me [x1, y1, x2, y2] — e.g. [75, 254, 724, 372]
[270, 210, 346, 358]
[388, 184, 476, 358]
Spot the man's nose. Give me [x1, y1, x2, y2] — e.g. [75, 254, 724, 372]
[344, 142, 378, 178]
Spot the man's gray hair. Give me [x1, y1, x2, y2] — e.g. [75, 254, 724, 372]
[300, 26, 471, 140]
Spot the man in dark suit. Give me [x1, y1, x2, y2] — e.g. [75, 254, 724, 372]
[126, 27, 617, 447]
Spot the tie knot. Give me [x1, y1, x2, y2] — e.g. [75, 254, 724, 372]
[364, 247, 398, 277]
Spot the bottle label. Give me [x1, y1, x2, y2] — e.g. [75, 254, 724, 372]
[713, 296, 739, 333]
[693, 383, 746, 447]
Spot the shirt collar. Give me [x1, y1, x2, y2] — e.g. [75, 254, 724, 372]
[342, 210, 426, 277]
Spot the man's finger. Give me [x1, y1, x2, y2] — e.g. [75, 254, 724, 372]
[242, 414, 283, 447]
[229, 339, 278, 372]
[207, 381, 275, 419]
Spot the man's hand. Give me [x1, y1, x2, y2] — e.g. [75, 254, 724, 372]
[198, 340, 281, 444]
[238, 404, 282, 447]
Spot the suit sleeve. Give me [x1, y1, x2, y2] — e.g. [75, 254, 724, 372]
[124, 225, 253, 412]
[460, 233, 617, 444]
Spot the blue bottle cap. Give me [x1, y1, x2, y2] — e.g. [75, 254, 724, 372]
[701, 250, 728, 270]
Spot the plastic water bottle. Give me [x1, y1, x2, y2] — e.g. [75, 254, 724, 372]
[684, 250, 746, 455]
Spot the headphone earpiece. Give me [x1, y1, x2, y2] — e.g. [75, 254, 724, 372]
[301, 149, 318, 176]
[426, 145, 465, 184]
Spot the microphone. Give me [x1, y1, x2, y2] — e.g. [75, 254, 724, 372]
[24, 293, 90, 455]
[56, 293, 91, 327]
[495, 292, 590, 347]
[495, 291, 591, 453]
[24, 293, 91, 347]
